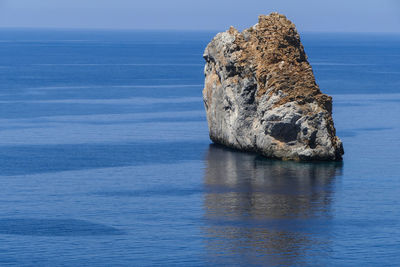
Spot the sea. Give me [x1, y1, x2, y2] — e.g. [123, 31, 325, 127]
[0, 29, 399, 266]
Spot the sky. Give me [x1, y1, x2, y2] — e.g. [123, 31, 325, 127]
[0, 0, 399, 32]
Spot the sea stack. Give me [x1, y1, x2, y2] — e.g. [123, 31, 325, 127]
[203, 13, 344, 161]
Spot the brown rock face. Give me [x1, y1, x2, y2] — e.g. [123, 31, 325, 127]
[203, 13, 344, 161]
[234, 13, 331, 109]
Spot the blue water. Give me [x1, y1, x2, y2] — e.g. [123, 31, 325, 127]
[0, 29, 399, 266]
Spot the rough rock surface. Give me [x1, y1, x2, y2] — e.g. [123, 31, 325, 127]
[203, 13, 344, 161]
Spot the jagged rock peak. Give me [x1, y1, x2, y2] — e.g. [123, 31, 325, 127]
[202, 12, 344, 161]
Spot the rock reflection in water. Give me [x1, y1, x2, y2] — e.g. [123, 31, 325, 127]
[203, 144, 342, 266]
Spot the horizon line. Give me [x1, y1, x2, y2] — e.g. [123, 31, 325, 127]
[0, 26, 399, 35]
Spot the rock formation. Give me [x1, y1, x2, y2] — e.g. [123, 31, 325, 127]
[202, 13, 344, 161]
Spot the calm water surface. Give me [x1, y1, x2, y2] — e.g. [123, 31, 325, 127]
[0, 30, 399, 266]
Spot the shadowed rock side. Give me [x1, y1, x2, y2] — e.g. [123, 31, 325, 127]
[203, 13, 344, 161]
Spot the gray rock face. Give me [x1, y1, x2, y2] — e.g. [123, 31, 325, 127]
[203, 13, 344, 161]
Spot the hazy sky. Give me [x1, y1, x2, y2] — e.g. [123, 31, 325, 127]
[0, 0, 399, 32]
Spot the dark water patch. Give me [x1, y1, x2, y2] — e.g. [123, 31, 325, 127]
[338, 127, 392, 138]
[204, 217, 397, 233]
[355, 127, 393, 132]
[334, 102, 367, 107]
[337, 130, 357, 138]
[67, 116, 206, 125]
[204, 184, 334, 196]
[203, 218, 332, 232]
[0, 218, 123, 236]
[0, 141, 208, 176]
[0, 101, 204, 119]
[0, 125, 50, 131]
[94, 187, 202, 198]
[0, 84, 205, 102]
[376, 98, 400, 103]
